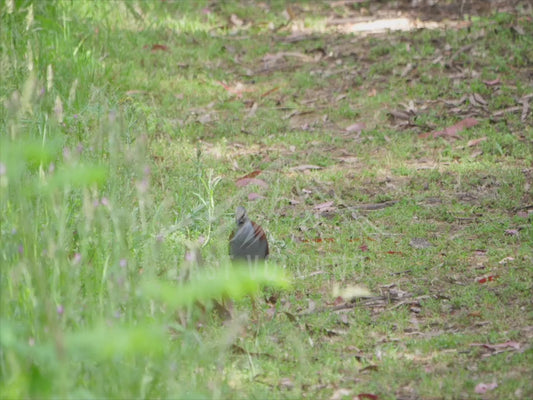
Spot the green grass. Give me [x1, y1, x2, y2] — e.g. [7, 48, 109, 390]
[1, 0, 533, 399]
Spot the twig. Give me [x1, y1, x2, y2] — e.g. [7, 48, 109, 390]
[448, 44, 474, 65]
[521, 97, 530, 123]
[352, 201, 398, 211]
[492, 106, 522, 117]
[296, 270, 326, 280]
[329, 0, 367, 6]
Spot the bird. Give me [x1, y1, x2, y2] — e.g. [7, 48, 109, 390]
[227, 206, 269, 319]
[229, 206, 269, 261]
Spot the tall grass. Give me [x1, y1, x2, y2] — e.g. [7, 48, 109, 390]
[1, 2, 287, 397]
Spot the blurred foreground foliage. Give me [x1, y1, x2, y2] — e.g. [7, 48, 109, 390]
[0, 1, 289, 398]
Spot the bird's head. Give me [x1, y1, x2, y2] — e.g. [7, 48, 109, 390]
[235, 206, 248, 227]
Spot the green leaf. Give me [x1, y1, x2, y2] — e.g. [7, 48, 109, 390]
[47, 164, 107, 189]
[142, 262, 291, 307]
[65, 324, 167, 360]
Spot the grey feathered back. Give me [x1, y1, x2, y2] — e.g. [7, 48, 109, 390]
[230, 207, 268, 261]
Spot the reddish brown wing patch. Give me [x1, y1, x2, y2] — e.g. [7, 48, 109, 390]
[228, 230, 235, 256]
[251, 221, 269, 257]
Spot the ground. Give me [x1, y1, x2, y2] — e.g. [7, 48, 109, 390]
[1, 1, 532, 399]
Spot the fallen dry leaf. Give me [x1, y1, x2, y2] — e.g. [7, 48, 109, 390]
[346, 122, 366, 134]
[246, 101, 258, 118]
[332, 284, 372, 301]
[262, 51, 314, 64]
[338, 313, 349, 325]
[359, 365, 379, 373]
[386, 250, 403, 255]
[467, 136, 487, 147]
[516, 210, 529, 218]
[492, 106, 523, 119]
[301, 237, 335, 243]
[260, 86, 279, 98]
[419, 118, 479, 139]
[197, 113, 214, 125]
[282, 110, 298, 120]
[217, 81, 253, 98]
[296, 270, 325, 280]
[483, 78, 500, 86]
[307, 299, 316, 313]
[388, 109, 412, 121]
[512, 25, 525, 35]
[235, 177, 268, 188]
[330, 388, 351, 400]
[357, 394, 379, 400]
[332, 296, 344, 306]
[474, 382, 498, 394]
[283, 310, 298, 323]
[337, 156, 359, 163]
[472, 93, 488, 106]
[290, 164, 322, 171]
[230, 13, 244, 27]
[470, 149, 483, 158]
[125, 90, 147, 96]
[476, 275, 499, 284]
[279, 377, 294, 390]
[144, 44, 169, 52]
[521, 104, 530, 123]
[444, 95, 468, 107]
[498, 256, 514, 265]
[238, 170, 262, 180]
[471, 341, 521, 351]
[401, 62, 415, 77]
[335, 93, 347, 102]
[409, 238, 433, 249]
[248, 192, 265, 201]
[314, 201, 334, 211]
